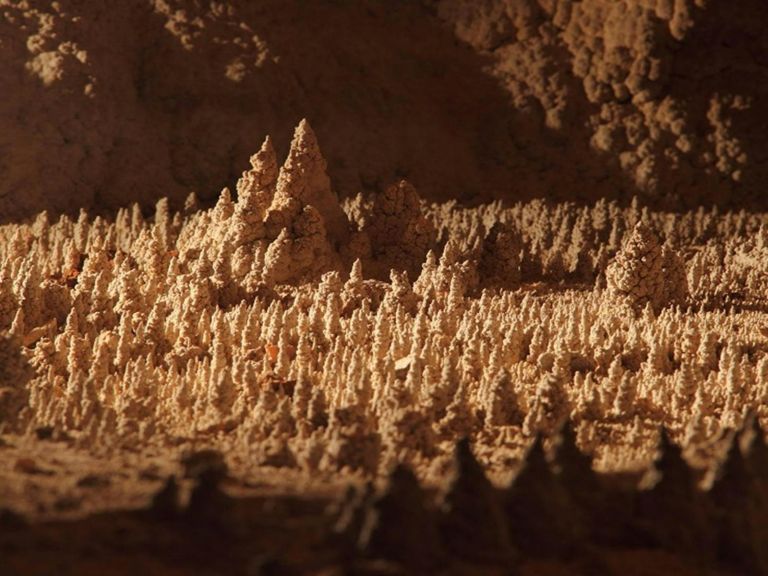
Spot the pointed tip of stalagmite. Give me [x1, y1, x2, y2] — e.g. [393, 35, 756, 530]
[443, 438, 516, 566]
[217, 187, 232, 206]
[279, 119, 322, 188]
[183, 192, 199, 214]
[558, 419, 578, 451]
[150, 475, 180, 520]
[658, 428, 680, 461]
[448, 437, 501, 504]
[447, 437, 498, 499]
[288, 118, 322, 163]
[271, 119, 349, 248]
[349, 258, 363, 283]
[454, 437, 483, 479]
[239, 136, 278, 196]
[522, 434, 550, 476]
[233, 135, 278, 237]
[653, 428, 695, 489]
[360, 464, 445, 570]
[251, 136, 278, 183]
[296, 117, 314, 139]
[253, 135, 276, 167]
[388, 462, 418, 487]
[712, 429, 751, 500]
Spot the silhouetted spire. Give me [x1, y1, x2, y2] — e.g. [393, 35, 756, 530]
[441, 438, 516, 566]
[710, 428, 767, 574]
[360, 465, 444, 570]
[555, 420, 597, 491]
[506, 434, 587, 559]
[149, 475, 180, 521]
[633, 429, 714, 561]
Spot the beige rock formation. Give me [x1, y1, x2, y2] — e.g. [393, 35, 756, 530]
[1, 124, 768, 552]
[362, 179, 436, 281]
[606, 222, 688, 311]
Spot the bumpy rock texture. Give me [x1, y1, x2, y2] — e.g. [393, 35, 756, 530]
[436, 0, 768, 208]
[2, 0, 768, 220]
[606, 221, 687, 311]
[4, 2, 768, 574]
[3, 122, 768, 509]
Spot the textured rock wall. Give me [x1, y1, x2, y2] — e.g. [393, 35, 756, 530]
[436, 0, 768, 208]
[2, 0, 768, 221]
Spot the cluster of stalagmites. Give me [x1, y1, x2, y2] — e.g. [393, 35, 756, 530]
[355, 419, 768, 575]
[146, 418, 768, 574]
[1, 120, 768, 490]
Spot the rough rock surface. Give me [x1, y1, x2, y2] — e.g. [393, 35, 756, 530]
[4, 3, 768, 574]
[3, 123, 768, 519]
[436, 0, 768, 209]
[3, 1, 768, 220]
[605, 221, 687, 311]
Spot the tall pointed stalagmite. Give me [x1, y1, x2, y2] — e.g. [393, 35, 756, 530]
[555, 421, 597, 494]
[254, 121, 348, 285]
[740, 416, 768, 575]
[363, 179, 435, 281]
[231, 136, 278, 246]
[710, 428, 768, 575]
[711, 430, 751, 511]
[479, 221, 522, 288]
[605, 222, 687, 311]
[743, 415, 768, 480]
[269, 119, 349, 247]
[554, 421, 610, 542]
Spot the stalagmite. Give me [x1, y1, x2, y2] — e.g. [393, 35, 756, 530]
[362, 179, 435, 281]
[0, 120, 767, 575]
[506, 435, 587, 559]
[231, 136, 278, 247]
[635, 431, 714, 559]
[440, 439, 516, 566]
[268, 120, 350, 248]
[359, 464, 445, 570]
[606, 222, 687, 311]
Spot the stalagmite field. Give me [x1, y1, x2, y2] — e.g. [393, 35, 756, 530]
[2, 1, 768, 575]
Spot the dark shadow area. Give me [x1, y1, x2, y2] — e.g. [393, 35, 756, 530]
[3, 420, 768, 576]
[0, 0, 642, 223]
[5, 1, 768, 223]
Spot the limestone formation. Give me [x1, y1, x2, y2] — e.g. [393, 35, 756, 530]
[606, 222, 687, 311]
[1, 121, 768, 575]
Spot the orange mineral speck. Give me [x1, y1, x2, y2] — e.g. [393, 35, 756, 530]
[265, 344, 279, 363]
